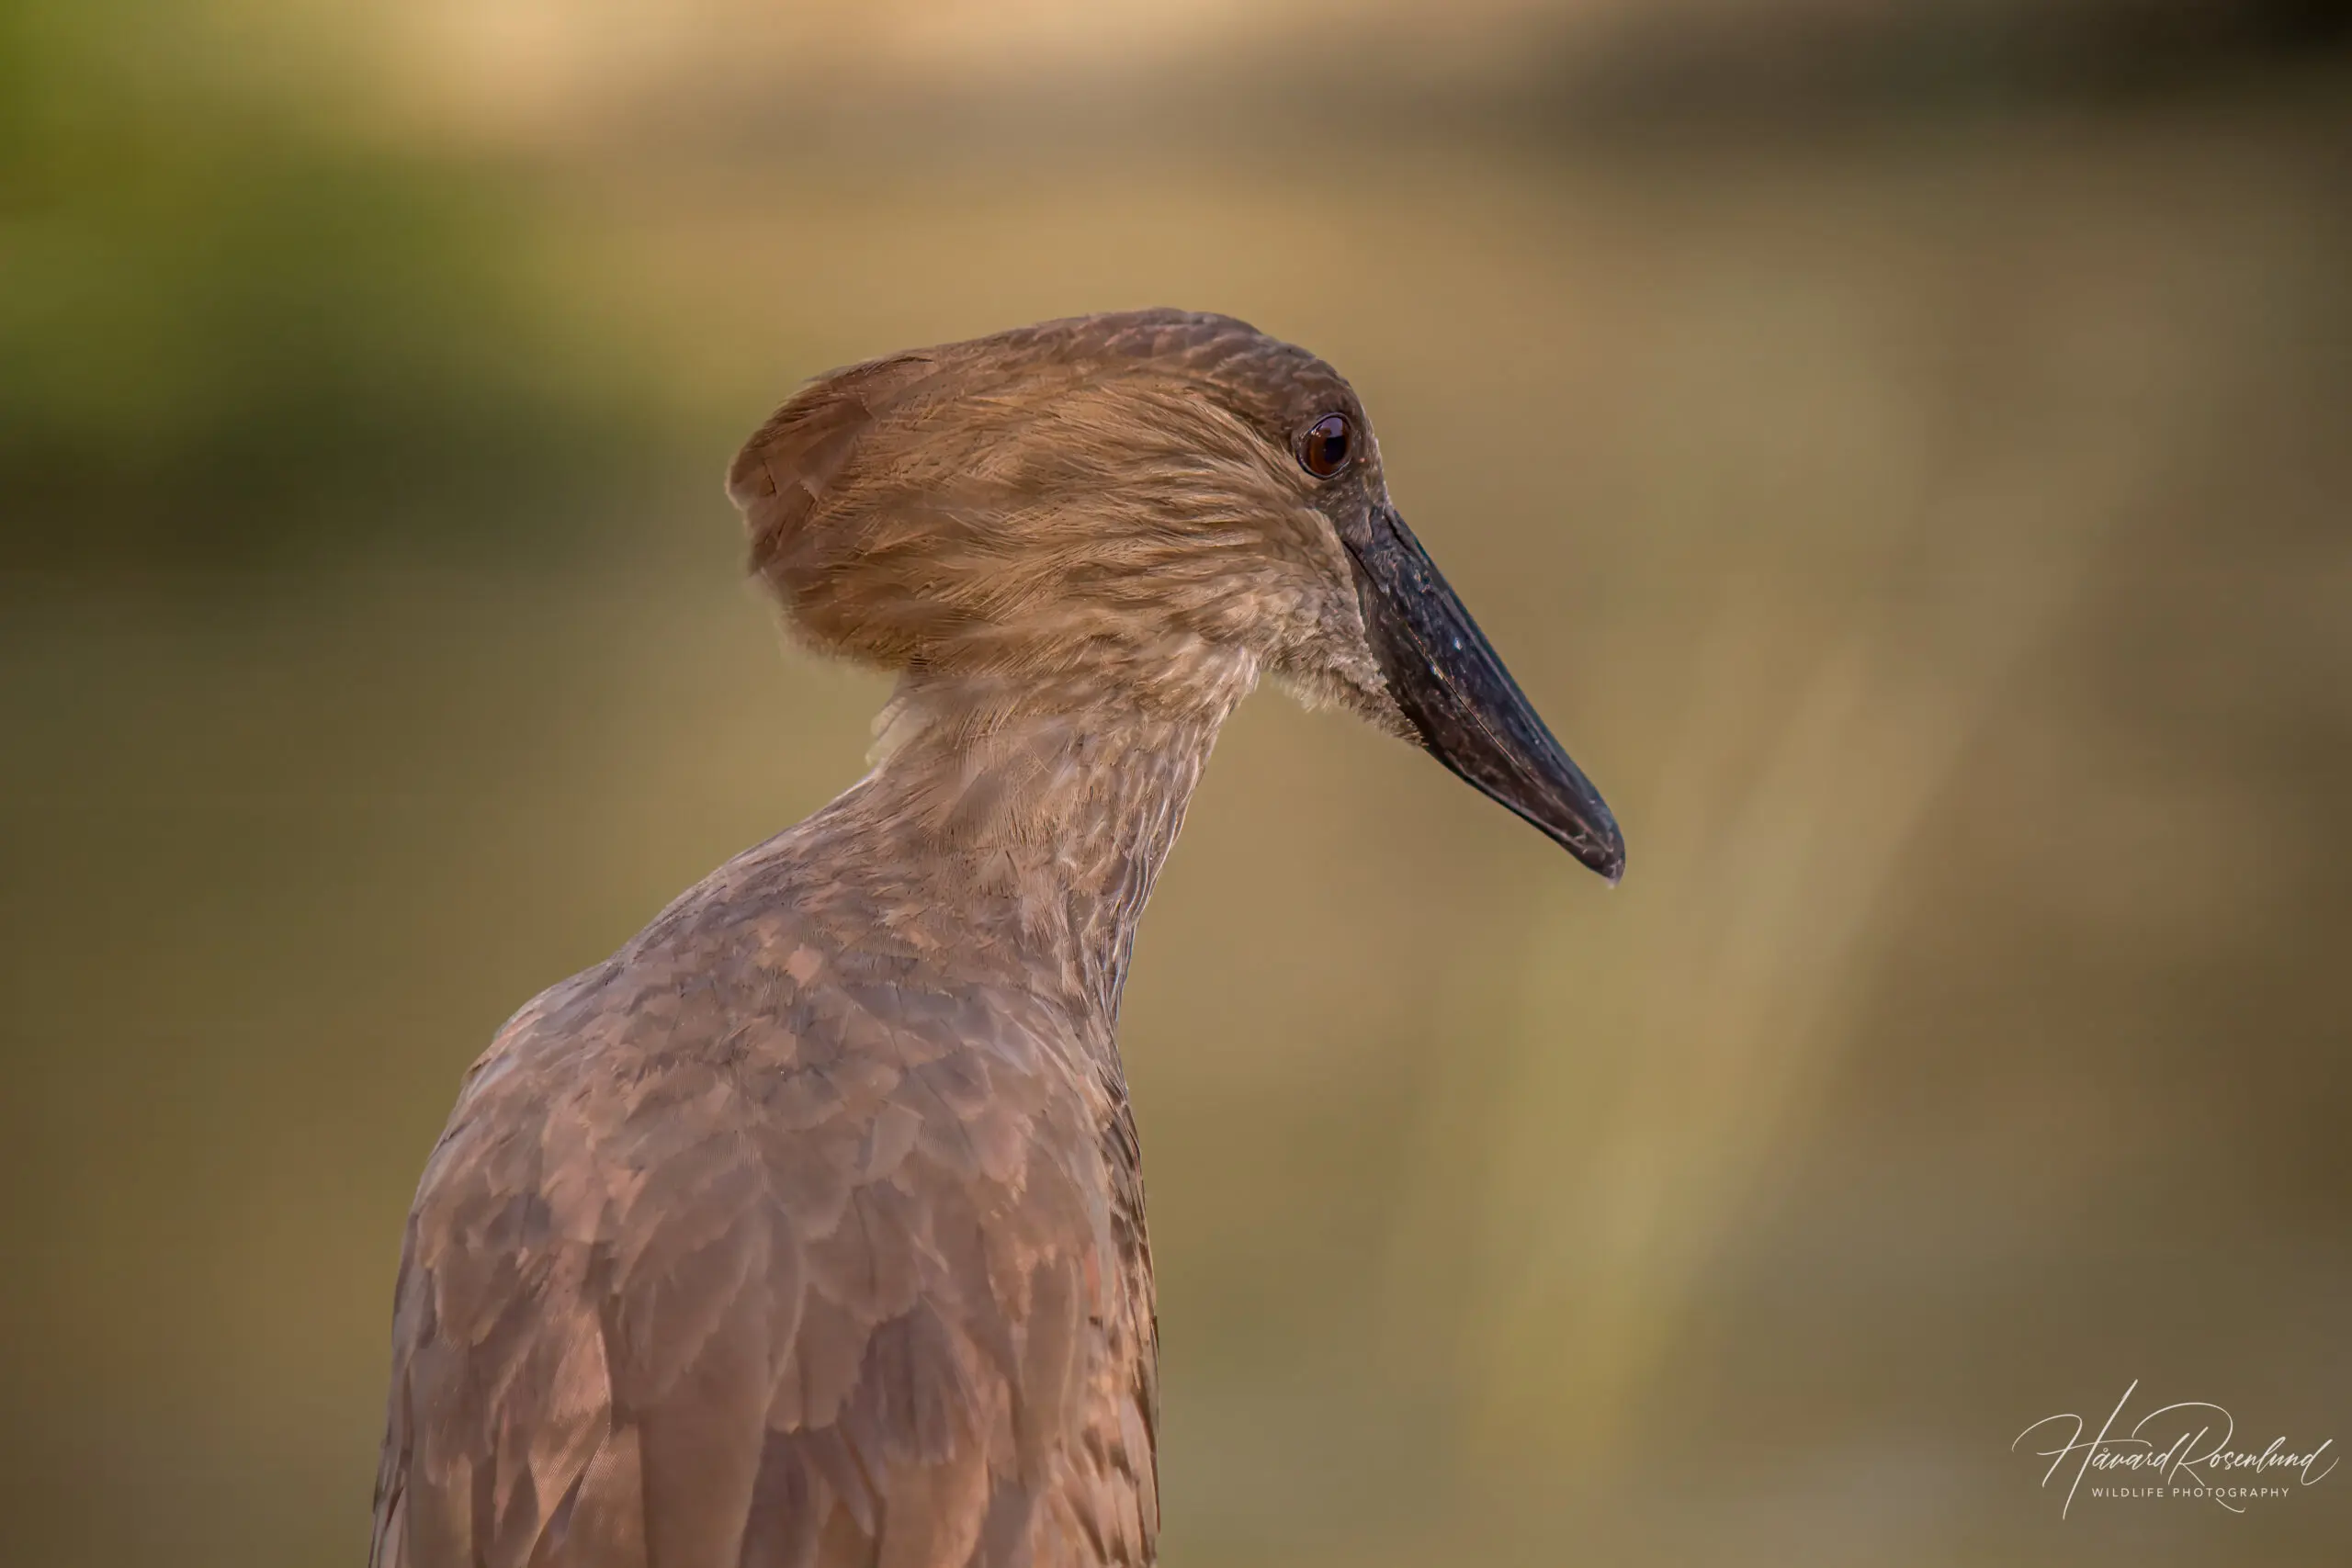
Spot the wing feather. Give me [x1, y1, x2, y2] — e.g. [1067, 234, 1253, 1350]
[371, 911, 1159, 1568]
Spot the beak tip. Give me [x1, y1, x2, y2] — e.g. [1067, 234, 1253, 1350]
[1584, 833, 1627, 886]
[1565, 804, 1627, 885]
[1537, 809, 1624, 883]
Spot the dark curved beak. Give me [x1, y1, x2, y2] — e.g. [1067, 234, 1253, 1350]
[1345, 507, 1625, 882]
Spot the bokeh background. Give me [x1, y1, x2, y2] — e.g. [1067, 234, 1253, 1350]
[4, 2, 2348, 1563]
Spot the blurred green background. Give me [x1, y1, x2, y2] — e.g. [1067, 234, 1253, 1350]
[4, 2, 2348, 1564]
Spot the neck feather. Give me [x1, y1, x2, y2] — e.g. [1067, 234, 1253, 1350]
[796, 651, 1257, 1022]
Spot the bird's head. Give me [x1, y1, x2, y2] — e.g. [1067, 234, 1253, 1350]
[727, 309, 1623, 881]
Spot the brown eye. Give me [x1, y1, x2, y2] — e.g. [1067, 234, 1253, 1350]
[1298, 412, 1353, 479]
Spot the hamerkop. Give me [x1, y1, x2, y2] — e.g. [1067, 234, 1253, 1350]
[372, 309, 1623, 1568]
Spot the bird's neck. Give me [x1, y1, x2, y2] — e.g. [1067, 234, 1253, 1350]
[801, 654, 1258, 1024]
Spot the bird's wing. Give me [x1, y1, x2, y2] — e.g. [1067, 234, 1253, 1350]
[371, 946, 1158, 1568]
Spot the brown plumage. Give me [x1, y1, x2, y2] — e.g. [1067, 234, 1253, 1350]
[371, 309, 1623, 1568]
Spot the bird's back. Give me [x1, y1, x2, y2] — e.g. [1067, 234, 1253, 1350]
[372, 826, 1160, 1568]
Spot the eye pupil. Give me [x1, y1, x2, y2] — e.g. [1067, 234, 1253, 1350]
[1300, 412, 1352, 478]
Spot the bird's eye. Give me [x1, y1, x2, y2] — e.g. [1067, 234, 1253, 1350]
[1298, 412, 1353, 479]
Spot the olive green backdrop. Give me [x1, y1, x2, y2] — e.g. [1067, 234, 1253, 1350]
[4, 3, 2347, 1564]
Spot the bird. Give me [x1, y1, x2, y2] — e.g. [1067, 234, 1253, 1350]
[369, 308, 1623, 1568]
